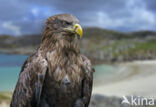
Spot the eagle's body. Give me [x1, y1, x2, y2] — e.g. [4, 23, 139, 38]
[11, 14, 93, 107]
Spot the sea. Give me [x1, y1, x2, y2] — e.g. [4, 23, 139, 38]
[0, 54, 115, 91]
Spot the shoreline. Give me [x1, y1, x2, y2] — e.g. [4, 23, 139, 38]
[1, 51, 156, 65]
[93, 60, 156, 98]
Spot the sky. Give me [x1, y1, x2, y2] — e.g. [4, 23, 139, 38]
[0, 0, 155, 36]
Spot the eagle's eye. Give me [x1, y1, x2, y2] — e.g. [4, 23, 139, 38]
[63, 21, 71, 26]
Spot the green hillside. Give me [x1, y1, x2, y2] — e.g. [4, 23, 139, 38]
[0, 28, 156, 64]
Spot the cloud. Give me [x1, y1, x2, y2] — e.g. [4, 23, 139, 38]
[0, 0, 155, 35]
[144, 0, 156, 12]
[80, 0, 156, 31]
[2, 21, 21, 35]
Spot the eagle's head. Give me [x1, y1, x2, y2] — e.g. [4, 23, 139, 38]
[41, 14, 83, 53]
[42, 14, 83, 42]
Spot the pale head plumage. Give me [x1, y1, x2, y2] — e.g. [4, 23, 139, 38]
[41, 14, 82, 54]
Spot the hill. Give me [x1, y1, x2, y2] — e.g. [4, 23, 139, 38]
[0, 27, 156, 64]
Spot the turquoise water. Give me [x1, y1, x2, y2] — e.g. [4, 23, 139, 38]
[0, 67, 21, 91]
[0, 54, 28, 66]
[94, 64, 115, 78]
[0, 54, 27, 91]
[0, 54, 115, 91]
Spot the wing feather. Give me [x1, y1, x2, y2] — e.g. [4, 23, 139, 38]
[10, 52, 47, 107]
[81, 55, 94, 107]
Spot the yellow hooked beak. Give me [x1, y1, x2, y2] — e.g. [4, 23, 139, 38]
[73, 24, 83, 38]
[64, 23, 83, 38]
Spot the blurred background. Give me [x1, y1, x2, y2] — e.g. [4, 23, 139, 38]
[0, 0, 156, 107]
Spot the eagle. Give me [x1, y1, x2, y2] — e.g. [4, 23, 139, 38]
[11, 14, 94, 107]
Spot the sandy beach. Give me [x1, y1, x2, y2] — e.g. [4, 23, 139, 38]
[93, 60, 156, 98]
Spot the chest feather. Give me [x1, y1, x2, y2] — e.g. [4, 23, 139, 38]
[46, 51, 84, 85]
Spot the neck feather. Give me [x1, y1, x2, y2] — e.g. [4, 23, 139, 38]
[40, 32, 80, 56]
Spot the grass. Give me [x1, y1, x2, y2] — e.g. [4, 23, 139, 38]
[125, 39, 156, 56]
[135, 40, 156, 50]
[0, 92, 12, 102]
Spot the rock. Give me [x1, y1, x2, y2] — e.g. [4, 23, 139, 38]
[89, 94, 156, 107]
